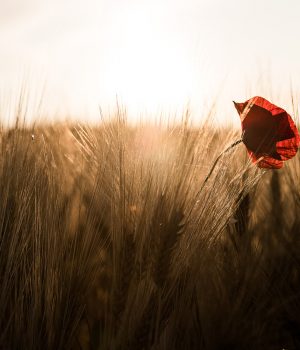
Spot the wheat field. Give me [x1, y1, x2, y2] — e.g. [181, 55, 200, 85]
[0, 106, 300, 350]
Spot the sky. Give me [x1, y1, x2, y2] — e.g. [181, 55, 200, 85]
[0, 0, 300, 124]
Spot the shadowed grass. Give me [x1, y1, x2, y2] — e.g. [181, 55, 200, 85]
[0, 108, 299, 349]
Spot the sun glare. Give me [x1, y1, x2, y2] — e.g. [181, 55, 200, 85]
[100, 14, 196, 113]
[1, 0, 300, 124]
[0, 0, 209, 123]
[78, 2, 205, 121]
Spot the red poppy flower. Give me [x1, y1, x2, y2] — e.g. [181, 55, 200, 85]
[233, 96, 300, 169]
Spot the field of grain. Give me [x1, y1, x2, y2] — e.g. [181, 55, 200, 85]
[0, 108, 300, 350]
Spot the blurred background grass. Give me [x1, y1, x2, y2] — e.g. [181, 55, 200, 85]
[0, 106, 299, 349]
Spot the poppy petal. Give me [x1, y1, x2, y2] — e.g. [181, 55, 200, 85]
[233, 96, 300, 169]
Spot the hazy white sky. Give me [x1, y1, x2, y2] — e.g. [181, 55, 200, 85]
[1, 0, 300, 123]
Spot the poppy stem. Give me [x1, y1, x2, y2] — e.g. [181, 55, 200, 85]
[186, 138, 244, 221]
[202, 138, 243, 187]
[187, 138, 243, 220]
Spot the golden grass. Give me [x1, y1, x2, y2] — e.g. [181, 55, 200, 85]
[0, 110, 299, 349]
